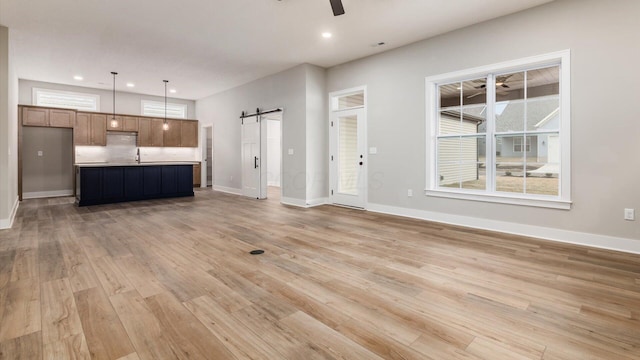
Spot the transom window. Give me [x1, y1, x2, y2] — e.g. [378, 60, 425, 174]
[33, 88, 100, 111]
[141, 100, 188, 119]
[425, 51, 571, 209]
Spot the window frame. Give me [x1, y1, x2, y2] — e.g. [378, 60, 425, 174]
[141, 100, 188, 119]
[425, 50, 571, 210]
[33, 88, 100, 111]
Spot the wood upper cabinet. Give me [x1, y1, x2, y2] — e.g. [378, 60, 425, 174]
[150, 119, 164, 147]
[139, 118, 164, 147]
[181, 120, 198, 147]
[106, 116, 123, 131]
[106, 115, 138, 132]
[49, 109, 75, 128]
[137, 118, 151, 146]
[122, 116, 138, 132]
[75, 113, 106, 146]
[22, 107, 49, 126]
[90, 114, 107, 145]
[74, 113, 91, 145]
[163, 119, 182, 147]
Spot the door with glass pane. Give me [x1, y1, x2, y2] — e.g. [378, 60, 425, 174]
[331, 108, 366, 208]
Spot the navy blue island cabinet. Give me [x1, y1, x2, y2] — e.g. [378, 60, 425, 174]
[75, 164, 194, 206]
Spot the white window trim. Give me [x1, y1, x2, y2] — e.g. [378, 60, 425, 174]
[33, 87, 100, 111]
[141, 100, 188, 119]
[330, 86, 366, 111]
[425, 50, 571, 210]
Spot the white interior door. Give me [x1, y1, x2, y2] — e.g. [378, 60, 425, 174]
[331, 108, 366, 208]
[242, 116, 261, 198]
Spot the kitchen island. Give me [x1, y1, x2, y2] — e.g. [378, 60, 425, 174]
[75, 162, 195, 206]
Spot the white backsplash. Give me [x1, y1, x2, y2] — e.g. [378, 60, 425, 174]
[76, 133, 198, 163]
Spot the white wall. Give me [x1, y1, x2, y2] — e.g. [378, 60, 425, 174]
[0, 25, 19, 229]
[19, 79, 196, 118]
[196, 64, 316, 201]
[326, 0, 640, 245]
[305, 65, 328, 202]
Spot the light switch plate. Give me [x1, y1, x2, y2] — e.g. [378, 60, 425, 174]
[624, 208, 635, 221]
[288, 148, 294, 155]
[37, 151, 43, 157]
[369, 147, 378, 154]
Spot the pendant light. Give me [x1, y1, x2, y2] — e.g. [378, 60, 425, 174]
[110, 72, 118, 128]
[163, 80, 169, 131]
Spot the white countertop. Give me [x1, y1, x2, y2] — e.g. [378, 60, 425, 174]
[75, 161, 199, 167]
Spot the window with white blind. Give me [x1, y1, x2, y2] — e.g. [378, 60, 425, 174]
[33, 88, 100, 111]
[141, 100, 188, 119]
[425, 51, 571, 209]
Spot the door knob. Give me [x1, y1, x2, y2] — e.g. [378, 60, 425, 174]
[359, 162, 363, 165]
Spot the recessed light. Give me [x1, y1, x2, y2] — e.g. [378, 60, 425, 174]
[126, 83, 135, 88]
[73, 75, 83, 81]
[169, 89, 177, 94]
[322, 32, 332, 39]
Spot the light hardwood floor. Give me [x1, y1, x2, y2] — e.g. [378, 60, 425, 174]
[0, 188, 639, 359]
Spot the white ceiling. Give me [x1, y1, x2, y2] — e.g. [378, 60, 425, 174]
[0, 0, 554, 100]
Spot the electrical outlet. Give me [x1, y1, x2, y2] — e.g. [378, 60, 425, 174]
[37, 150, 43, 157]
[407, 189, 413, 197]
[288, 148, 294, 155]
[624, 208, 635, 221]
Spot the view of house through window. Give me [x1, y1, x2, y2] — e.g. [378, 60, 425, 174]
[433, 62, 562, 199]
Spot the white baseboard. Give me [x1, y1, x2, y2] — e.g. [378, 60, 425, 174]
[281, 197, 328, 208]
[306, 197, 328, 207]
[0, 196, 19, 230]
[281, 197, 307, 208]
[23, 190, 73, 199]
[367, 202, 640, 255]
[212, 185, 243, 196]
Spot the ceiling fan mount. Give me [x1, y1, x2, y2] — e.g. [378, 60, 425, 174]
[330, 0, 345, 16]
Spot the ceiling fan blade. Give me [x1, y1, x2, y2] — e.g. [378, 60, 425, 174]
[467, 92, 483, 99]
[474, 84, 486, 89]
[501, 84, 510, 88]
[329, 0, 345, 16]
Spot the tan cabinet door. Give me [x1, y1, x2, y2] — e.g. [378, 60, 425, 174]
[49, 109, 75, 128]
[123, 116, 138, 132]
[163, 119, 182, 147]
[181, 120, 198, 147]
[74, 113, 91, 145]
[193, 163, 201, 187]
[90, 114, 107, 145]
[22, 107, 49, 126]
[150, 119, 164, 147]
[137, 118, 151, 146]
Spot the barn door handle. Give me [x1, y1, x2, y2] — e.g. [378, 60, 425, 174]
[254, 156, 258, 168]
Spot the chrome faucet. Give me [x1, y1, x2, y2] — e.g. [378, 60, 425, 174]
[135, 148, 141, 164]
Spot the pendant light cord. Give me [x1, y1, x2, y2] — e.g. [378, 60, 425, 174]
[163, 80, 168, 125]
[111, 72, 117, 120]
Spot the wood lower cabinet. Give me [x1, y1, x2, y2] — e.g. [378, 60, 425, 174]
[193, 163, 201, 187]
[181, 120, 198, 147]
[75, 113, 106, 146]
[163, 119, 182, 147]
